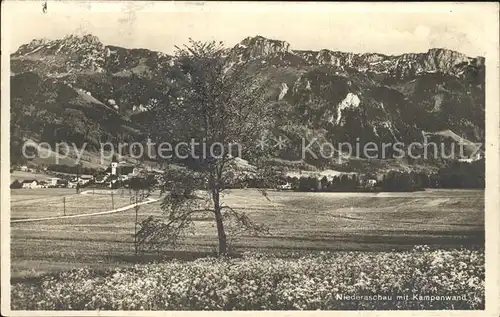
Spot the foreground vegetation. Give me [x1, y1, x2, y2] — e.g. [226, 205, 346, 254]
[11, 247, 484, 310]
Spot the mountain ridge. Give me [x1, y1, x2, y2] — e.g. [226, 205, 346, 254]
[12, 34, 483, 76]
[14, 33, 485, 58]
[10, 34, 485, 172]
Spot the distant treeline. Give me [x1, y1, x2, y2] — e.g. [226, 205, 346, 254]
[45, 164, 104, 176]
[269, 173, 425, 192]
[228, 160, 485, 192]
[435, 159, 484, 189]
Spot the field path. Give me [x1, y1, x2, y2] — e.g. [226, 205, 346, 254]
[11, 197, 158, 223]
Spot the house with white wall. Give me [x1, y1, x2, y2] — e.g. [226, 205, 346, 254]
[21, 180, 40, 189]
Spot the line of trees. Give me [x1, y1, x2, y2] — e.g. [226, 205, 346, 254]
[45, 164, 103, 176]
[242, 161, 485, 192]
[275, 174, 377, 192]
[10, 180, 24, 189]
[283, 174, 359, 192]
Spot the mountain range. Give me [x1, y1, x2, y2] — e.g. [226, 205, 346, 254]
[10, 34, 485, 173]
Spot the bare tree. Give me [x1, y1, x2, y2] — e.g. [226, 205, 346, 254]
[136, 39, 280, 256]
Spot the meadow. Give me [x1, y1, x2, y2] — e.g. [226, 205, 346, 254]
[10, 188, 484, 279]
[11, 188, 137, 219]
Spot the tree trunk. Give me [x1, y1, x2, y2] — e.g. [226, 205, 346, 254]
[212, 189, 227, 256]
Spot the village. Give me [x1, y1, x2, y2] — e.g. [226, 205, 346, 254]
[10, 160, 159, 190]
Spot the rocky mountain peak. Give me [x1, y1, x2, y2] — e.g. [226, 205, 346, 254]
[239, 35, 291, 54]
[223, 36, 482, 79]
[13, 34, 105, 57]
[60, 34, 104, 48]
[11, 34, 109, 75]
[226, 36, 293, 66]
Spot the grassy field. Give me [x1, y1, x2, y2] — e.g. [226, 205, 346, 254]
[11, 189, 138, 219]
[11, 188, 75, 202]
[10, 188, 484, 279]
[10, 170, 55, 183]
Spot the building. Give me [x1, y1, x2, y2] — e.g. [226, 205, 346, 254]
[55, 179, 68, 188]
[111, 161, 118, 175]
[106, 161, 137, 176]
[21, 179, 39, 189]
[48, 178, 61, 187]
[72, 175, 93, 185]
[38, 181, 48, 188]
[95, 174, 109, 184]
[80, 175, 93, 184]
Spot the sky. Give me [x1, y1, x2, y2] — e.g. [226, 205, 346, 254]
[2, 2, 498, 57]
